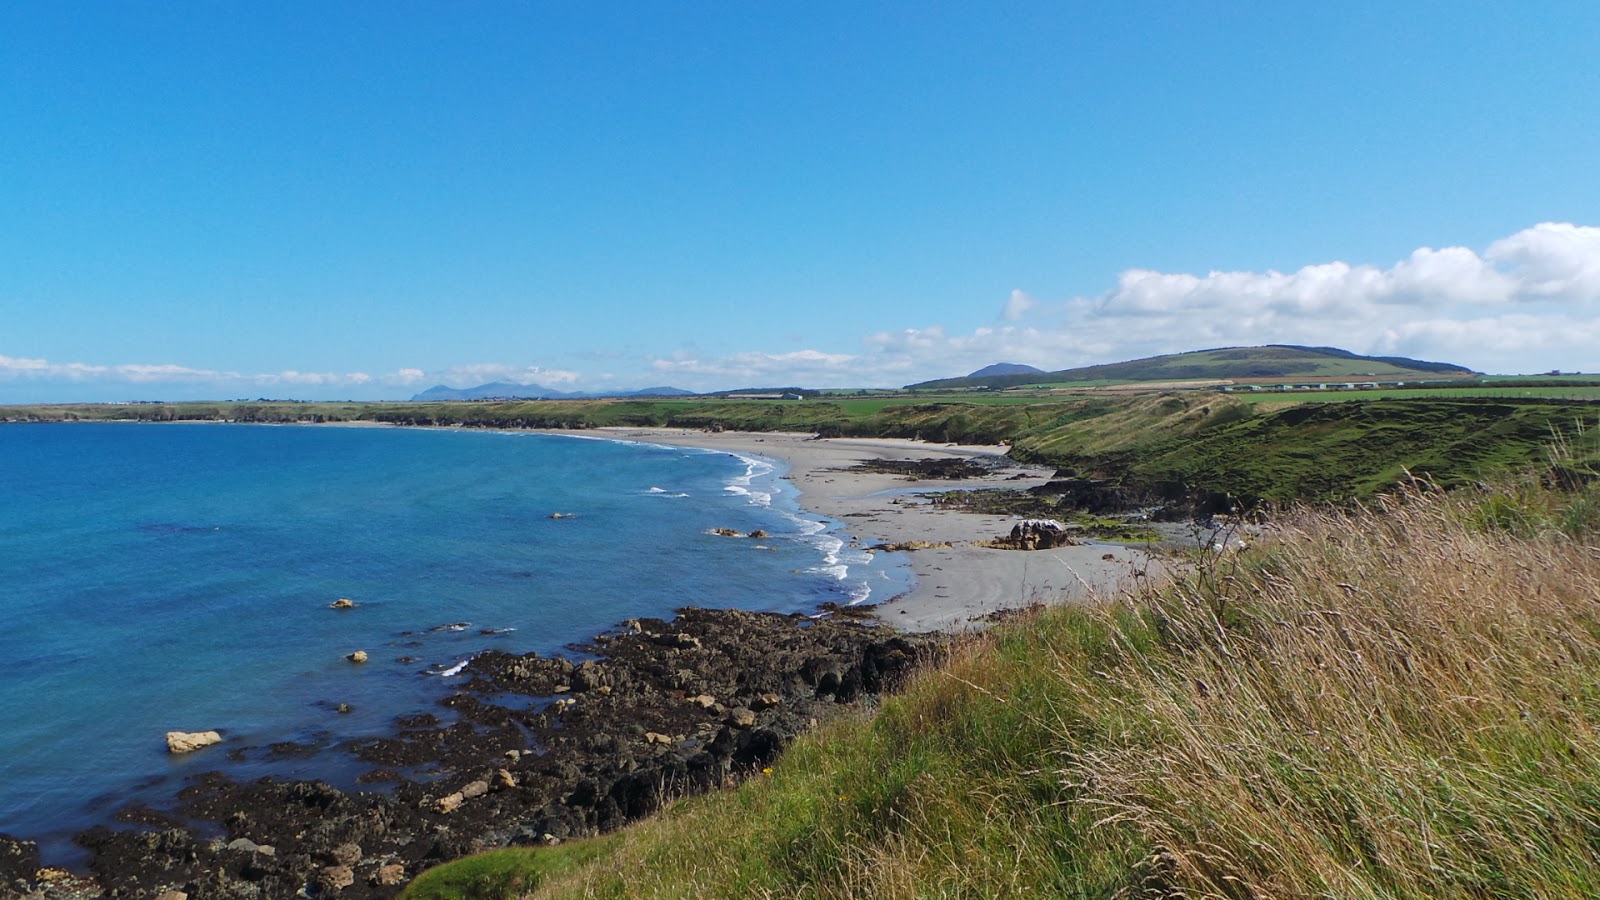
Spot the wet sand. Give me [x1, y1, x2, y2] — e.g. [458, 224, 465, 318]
[578, 428, 1167, 631]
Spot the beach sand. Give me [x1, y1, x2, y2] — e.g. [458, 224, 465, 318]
[581, 428, 1167, 632]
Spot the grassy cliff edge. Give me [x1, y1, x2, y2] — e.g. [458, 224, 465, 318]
[406, 477, 1600, 898]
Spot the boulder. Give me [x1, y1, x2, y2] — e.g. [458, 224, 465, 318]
[372, 863, 405, 886]
[347, 650, 368, 664]
[727, 707, 757, 728]
[459, 780, 489, 800]
[996, 519, 1077, 551]
[166, 730, 222, 754]
[329, 598, 355, 610]
[688, 694, 717, 709]
[644, 732, 673, 745]
[435, 792, 464, 814]
[329, 842, 362, 866]
[317, 864, 355, 892]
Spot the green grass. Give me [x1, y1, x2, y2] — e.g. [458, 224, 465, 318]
[409, 477, 1600, 898]
[8, 394, 1597, 507]
[401, 838, 620, 900]
[1241, 386, 1600, 403]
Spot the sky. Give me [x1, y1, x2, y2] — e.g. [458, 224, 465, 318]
[3, 2, 1598, 402]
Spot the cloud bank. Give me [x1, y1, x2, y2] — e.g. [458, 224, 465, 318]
[653, 222, 1600, 387]
[4, 223, 1595, 400]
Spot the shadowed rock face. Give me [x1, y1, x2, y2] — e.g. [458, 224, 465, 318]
[25, 608, 943, 900]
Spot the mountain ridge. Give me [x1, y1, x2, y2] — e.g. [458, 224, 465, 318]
[908, 344, 1476, 390]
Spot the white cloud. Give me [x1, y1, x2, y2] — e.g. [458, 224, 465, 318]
[5, 223, 1596, 399]
[633, 222, 1600, 386]
[386, 368, 427, 385]
[436, 364, 581, 386]
[1001, 289, 1037, 321]
[1484, 222, 1600, 300]
[651, 349, 856, 383]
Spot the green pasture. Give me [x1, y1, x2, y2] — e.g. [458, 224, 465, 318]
[1239, 386, 1600, 404]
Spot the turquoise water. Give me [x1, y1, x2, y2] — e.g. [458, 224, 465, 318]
[0, 423, 909, 860]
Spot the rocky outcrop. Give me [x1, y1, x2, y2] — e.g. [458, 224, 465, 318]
[988, 519, 1079, 551]
[165, 731, 222, 754]
[28, 608, 943, 900]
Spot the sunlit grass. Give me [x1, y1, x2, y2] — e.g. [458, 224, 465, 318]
[409, 477, 1600, 899]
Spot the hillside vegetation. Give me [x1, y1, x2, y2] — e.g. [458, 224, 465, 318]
[907, 344, 1475, 391]
[7, 394, 1598, 505]
[405, 475, 1600, 899]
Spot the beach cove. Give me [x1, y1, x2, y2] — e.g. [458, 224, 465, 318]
[0, 423, 1164, 897]
[574, 427, 1164, 631]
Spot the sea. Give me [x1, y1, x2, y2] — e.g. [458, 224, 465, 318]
[0, 422, 912, 862]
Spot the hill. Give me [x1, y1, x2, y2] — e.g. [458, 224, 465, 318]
[966, 362, 1044, 378]
[908, 344, 1476, 390]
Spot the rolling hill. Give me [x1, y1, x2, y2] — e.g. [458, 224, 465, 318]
[907, 345, 1476, 391]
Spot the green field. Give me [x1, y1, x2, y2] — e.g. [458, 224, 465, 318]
[6, 393, 1598, 506]
[1240, 386, 1600, 404]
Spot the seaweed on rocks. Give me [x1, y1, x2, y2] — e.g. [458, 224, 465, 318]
[20, 608, 943, 900]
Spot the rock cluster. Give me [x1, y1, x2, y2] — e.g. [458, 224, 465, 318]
[991, 519, 1079, 550]
[25, 608, 942, 899]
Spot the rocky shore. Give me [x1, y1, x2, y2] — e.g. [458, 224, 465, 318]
[0, 608, 943, 900]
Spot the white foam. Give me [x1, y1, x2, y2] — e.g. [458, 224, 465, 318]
[647, 486, 666, 493]
[723, 453, 776, 507]
[439, 659, 469, 677]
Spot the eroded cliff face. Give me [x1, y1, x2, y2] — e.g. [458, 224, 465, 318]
[5, 608, 943, 900]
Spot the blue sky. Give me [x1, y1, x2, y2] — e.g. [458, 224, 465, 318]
[3, 2, 1598, 401]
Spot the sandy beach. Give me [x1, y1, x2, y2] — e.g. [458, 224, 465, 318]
[577, 428, 1166, 632]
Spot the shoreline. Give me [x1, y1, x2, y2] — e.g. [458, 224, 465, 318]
[0, 421, 1165, 895]
[557, 427, 1165, 631]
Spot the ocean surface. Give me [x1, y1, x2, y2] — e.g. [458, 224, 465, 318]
[0, 423, 910, 861]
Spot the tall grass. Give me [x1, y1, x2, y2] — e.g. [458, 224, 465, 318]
[407, 480, 1600, 899]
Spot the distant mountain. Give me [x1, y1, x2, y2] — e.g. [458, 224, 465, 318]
[907, 345, 1476, 391]
[409, 383, 695, 401]
[967, 363, 1045, 378]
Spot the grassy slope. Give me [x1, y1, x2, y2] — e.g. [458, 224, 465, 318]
[8, 394, 1599, 504]
[405, 479, 1600, 899]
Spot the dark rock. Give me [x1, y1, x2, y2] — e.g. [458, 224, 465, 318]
[0, 832, 40, 892]
[53, 608, 943, 900]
